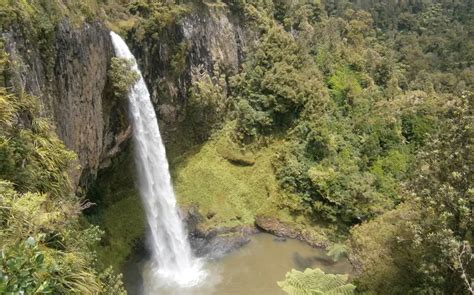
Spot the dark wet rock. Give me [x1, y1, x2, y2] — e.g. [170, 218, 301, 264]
[190, 224, 259, 259]
[180, 205, 259, 259]
[292, 252, 334, 270]
[179, 204, 204, 235]
[3, 21, 131, 190]
[192, 233, 251, 259]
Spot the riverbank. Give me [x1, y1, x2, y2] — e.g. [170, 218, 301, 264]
[181, 204, 336, 259]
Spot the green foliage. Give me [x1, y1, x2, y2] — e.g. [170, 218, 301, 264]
[350, 93, 473, 294]
[272, 93, 416, 224]
[223, 2, 459, 227]
[0, 0, 120, 29]
[187, 65, 229, 141]
[215, 137, 256, 166]
[404, 92, 473, 293]
[0, 90, 16, 127]
[349, 203, 420, 293]
[0, 87, 125, 293]
[274, 0, 324, 30]
[327, 67, 362, 110]
[0, 39, 8, 87]
[0, 92, 76, 198]
[2, 1, 470, 293]
[277, 268, 355, 295]
[86, 147, 145, 271]
[0, 0, 113, 81]
[97, 195, 145, 270]
[231, 24, 328, 141]
[172, 126, 281, 229]
[108, 57, 139, 100]
[128, 0, 190, 41]
[170, 41, 189, 77]
[326, 243, 348, 262]
[354, 1, 474, 92]
[0, 179, 124, 294]
[134, 1, 471, 294]
[1, 238, 59, 294]
[401, 110, 436, 146]
[171, 124, 334, 244]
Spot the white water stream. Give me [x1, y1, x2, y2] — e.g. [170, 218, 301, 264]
[110, 32, 205, 290]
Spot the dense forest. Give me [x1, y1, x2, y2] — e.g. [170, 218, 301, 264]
[0, 0, 472, 294]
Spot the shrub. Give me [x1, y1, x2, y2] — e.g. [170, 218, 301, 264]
[108, 57, 139, 100]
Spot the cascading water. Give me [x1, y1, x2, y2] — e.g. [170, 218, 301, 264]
[110, 32, 205, 289]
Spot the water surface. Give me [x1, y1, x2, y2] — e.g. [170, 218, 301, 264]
[125, 233, 353, 295]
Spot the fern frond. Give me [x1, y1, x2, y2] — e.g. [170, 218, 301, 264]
[278, 268, 355, 295]
[326, 243, 348, 262]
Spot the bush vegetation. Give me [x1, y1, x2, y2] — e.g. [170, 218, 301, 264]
[0, 81, 125, 294]
[171, 1, 473, 293]
[350, 93, 473, 294]
[1, 0, 472, 294]
[108, 57, 140, 100]
[0, 18, 128, 291]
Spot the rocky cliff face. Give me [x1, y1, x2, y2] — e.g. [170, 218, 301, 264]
[3, 21, 131, 189]
[2, 4, 255, 272]
[3, 4, 247, 190]
[129, 4, 247, 149]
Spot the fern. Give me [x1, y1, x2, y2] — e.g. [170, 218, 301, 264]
[277, 268, 356, 295]
[326, 243, 348, 262]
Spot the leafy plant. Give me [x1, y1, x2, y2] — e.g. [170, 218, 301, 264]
[0, 238, 58, 294]
[326, 243, 348, 262]
[278, 268, 356, 295]
[108, 57, 139, 99]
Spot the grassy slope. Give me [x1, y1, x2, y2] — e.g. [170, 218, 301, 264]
[172, 131, 279, 229]
[170, 127, 334, 245]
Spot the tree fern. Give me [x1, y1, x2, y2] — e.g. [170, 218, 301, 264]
[277, 268, 356, 295]
[326, 243, 348, 262]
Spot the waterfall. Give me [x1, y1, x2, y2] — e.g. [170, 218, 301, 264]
[110, 32, 205, 288]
